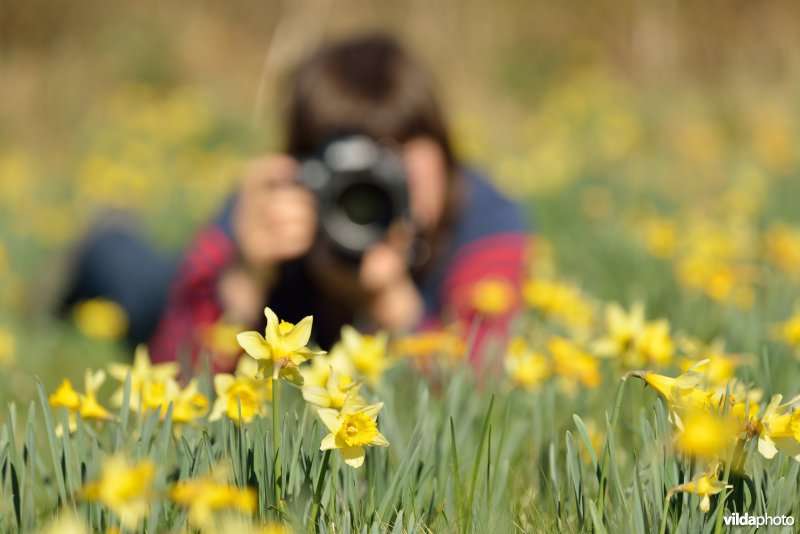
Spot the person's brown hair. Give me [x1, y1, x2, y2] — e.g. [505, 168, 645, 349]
[283, 33, 461, 274]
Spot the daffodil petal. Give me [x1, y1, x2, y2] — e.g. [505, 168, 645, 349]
[302, 387, 332, 408]
[317, 409, 341, 433]
[263, 307, 281, 346]
[341, 446, 366, 468]
[284, 315, 313, 349]
[358, 401, 384, 419]
[371, 431, 390, 447]
[280, 365, 305, 386]
[236, 331, 271, 360]
[320, 433, 337, 451]
[213, 374, 235, 394]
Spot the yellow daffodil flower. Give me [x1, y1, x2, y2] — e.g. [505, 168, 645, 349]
[210, 359, 271, 424]
[299, 354, 334, 389]
[471, 277, 516, 316]
[82, 455, 155, 530]
[0, 327, 16, 366]
[317, 392, 390, 468]
[107, 344, 180, 409]
[591, 302, 646, 365]
[49, 379, 81, 411]
[668, 469, 731, 513]
[549, 336, 600, 388]
[170, 476, 256, 530]
[72, 298, 129, 340]
[772, 308, 800, 350]
[522, 278, 595, 330]
[236, 307, 324, 385]
[302, 368, 361, 410]
[170, 379, 210, 425]
[636, 320, 675, 366]
[391, 328, 465, 361]
[330, 325, 390, 387]
[756, 394, 800, 461]
[78, 369, 113, 421]
[675, 407, 740, 460]
[504, 337, 550, 390]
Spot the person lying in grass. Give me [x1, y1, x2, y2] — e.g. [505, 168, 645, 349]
[63, 33, 529, 372]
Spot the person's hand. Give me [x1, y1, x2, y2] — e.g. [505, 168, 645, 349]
[233, 155, 317, 272]
[359, 222, 424, 331]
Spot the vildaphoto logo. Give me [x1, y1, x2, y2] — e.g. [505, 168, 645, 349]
[723, 512, 795, 527]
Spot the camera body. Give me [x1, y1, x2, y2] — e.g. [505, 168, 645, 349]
[298, 136, 410, 261]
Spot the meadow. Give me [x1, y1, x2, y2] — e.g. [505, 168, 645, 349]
[2, 2, 800, 532]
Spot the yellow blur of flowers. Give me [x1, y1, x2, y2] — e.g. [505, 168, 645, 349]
[107, 345, 180, 410]
[210, 358, 271, 424]
[391, 328, 465, 362]
[471, 277, 516, 316]
[771, 306, 800, 351]
[522, 278, 595, 331]
[236, 307, 325, 385]
[0, 326, 16, 366]
[764, 223, 800, 278]
[755, 394, 800, 461]
[330, 325, 391, 388]
[504, 336, 550, 390]
[317, 391, 390, 469]
[548, 336, 601, 390]
[72, 298, 129, 340]
[674, 407, 740, 461]
[170, 472, 257, 530]
[49, 369, 113, 435]
[592, 303, 676, 367]
[302, 368, 362, 410]
[82, 454, 156, 530]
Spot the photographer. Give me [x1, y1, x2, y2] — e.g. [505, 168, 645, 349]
[109, 34, 528, 369]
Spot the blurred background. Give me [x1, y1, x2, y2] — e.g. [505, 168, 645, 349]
[2, 0, 800, 403]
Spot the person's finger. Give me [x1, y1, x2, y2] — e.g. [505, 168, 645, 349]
[360, 242, 408, 292]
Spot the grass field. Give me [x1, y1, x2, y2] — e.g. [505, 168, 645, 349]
[2, 2, 800, 532]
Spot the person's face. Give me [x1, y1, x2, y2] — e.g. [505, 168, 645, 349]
[402, 137, 449, 232]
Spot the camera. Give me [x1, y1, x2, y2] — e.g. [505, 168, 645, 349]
[298, 135, 410, 261]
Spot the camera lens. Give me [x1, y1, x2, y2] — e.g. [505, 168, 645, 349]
[337, 182, 393, 228]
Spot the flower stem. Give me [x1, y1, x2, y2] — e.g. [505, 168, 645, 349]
[310, 449, 332, 532]
[272, 377, 282, 509]
[597, 375, 627, 522]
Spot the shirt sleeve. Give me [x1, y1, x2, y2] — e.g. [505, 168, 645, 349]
[148, 199, 238, 369]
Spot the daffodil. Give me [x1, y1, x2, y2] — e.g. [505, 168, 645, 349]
[636, 320, 675, 366]
[330, 325, 390, 387]
[72, 298, 129, 340]
[210, 359, 271, 424]
[170, 476, 256, 530]
[772, 308, 800, 350]
[317, 392, 389, 468]
[522, 278, 595, 330]
[471, 277, 516, 316]
[299, 354, 334, 389]
[592, 302, 646, 365]
[674, 407, 740, 460]
[302, 368, 361, 409]
[756, 394, 800, 461]
[78, 369, 113, 421]
[504, 337, 550, 390]
[236, 307, 324, 385]
[139, 377, 209, 425]
[49, 379, 81, 411]
[107, 344, 180, 409]
[391, 328, 465, 361]
[549, 336, 600, 388]
[82, 455, 156, 530]
[668, 469, 731, 513]
[0, 326, 16, 366]
[170, 379, 210, 425]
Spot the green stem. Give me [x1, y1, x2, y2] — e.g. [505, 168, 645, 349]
[272, 377, 282, 509]
[659, 493, 673, 534]
[309, 449, 333, 532]
[597, 376, 627, 522]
